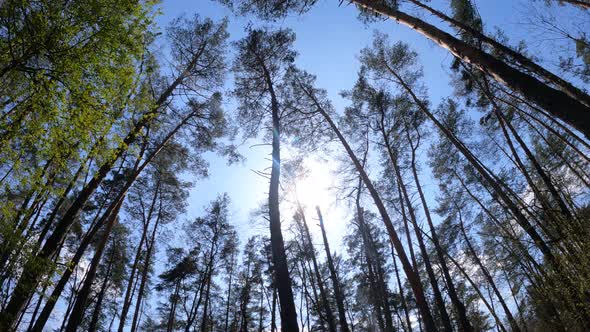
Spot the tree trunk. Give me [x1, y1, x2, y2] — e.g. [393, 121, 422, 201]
[406, 126, 473, 332]
[380, 61, 556, 266]
[352, 0, 590, 138]
[88, 240, 116, 332]
[457, 209, 522, 332]
[263, 63, 300, 332]
[301, 84, 437, 331]
[316, 207, 350, 332]
[117, 223, 148, 332]
[390, 242, 413, 332]
[29, 111, 193, 331]
[118, 172, 160, 332]
[0, 79, 201, 329]
[200, 267, 214, 332]
[166, 281, 181, 332]
[63, 199, 122, 332]
[559, 0, 590, 9]
[130, 209, 162, 332]
[299, 205, 337, 332]
[225, 251, 236, 332]
[407, 0, 590, 108]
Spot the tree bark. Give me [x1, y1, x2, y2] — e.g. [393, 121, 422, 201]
[407, 0, 590, 108]
[352, 0, 590, 138]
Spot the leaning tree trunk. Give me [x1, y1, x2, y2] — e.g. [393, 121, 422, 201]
[316, 207, 350, 332]
[352, 0, 590, 138]
[558, 0, 590, 10]
[300, 84, 437, 331]
[63, 199, 122, 332]
[88, 241, 116, 332]
[0, 49, 205, 329]
[406, 127, 474, 332]
[390, 241, 413, 332]
[381, 118, 455, 331]
[380, 61, 556, 266]
[30, 111, 193, 332]
[131, 208, 162, 332]
[457, 211, 521, 332]
[407, 0, 590, 108]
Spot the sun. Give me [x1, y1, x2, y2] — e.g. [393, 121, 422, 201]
[289, 158, 335, 215]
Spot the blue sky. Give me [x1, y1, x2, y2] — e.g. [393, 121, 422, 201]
[152, 0, 586, 257]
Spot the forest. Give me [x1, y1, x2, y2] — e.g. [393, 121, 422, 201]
[1, 0, 589, 331]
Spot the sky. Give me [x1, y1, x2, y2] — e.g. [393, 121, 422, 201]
[151, 0, 587, 261]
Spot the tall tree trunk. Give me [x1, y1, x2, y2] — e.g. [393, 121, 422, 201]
[382, 118, 452, 331]
[262, 63, 299, 332]
[351, 0, 590, 138]
[558, 0, 590, 9]
[407, 0, 590, 108]
[316, 207, 350, 332]
[130, 208, 162, 332]
[390, 242, 413, 332]
[299, 205, 337, 332]
[225, 251, 236, 332]
[239, 259, 252, 332]
[421, 229, 509, 332]
[0, 80, 201, 329]
[379, 61, 556, 266]
[63, 199, 123, 332]
[185, 265, 210, 332]
[30, 111, 193, 331]
[457, 209, 522, 332]
[271, 286, 278, 332]
[88, 240, 116, 332]
[354, 176, 386, 331]
[118, 170, 158, 332]
[200, 268, 214, 332]
[166, 281, 181, 332]
[405, 125, 473, 332]
[117, 223, 149, 332]
[300, 84, 437, 331]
